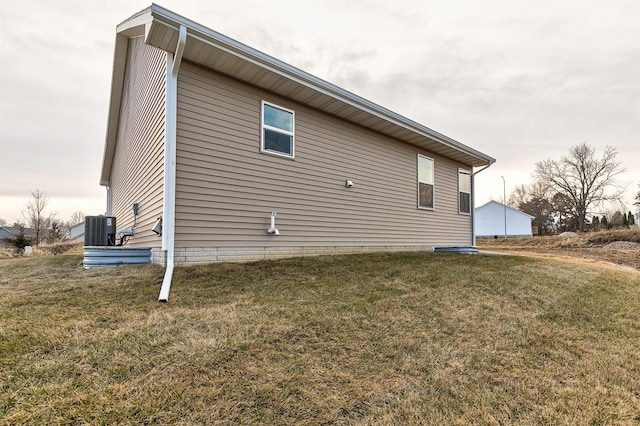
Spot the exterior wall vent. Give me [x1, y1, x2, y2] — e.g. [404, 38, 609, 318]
[84, 216, 117, 246]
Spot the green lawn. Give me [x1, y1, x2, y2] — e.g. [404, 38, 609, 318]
[1, 252, 639, 424]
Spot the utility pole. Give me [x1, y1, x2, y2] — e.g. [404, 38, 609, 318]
[501, 176, 507, 238]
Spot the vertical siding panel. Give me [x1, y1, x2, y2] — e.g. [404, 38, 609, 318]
[174, 61, 473, 251]
[109, 37, 166, 248]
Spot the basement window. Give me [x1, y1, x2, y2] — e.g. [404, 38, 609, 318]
[417, 155, 435, 209]
[458, 168, 471, 215]
[261, 101, 295, 158]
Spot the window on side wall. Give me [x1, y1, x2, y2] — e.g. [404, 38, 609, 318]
[261, 101, 294, 158]
[417, 155, 434, 209]
[458, 168, 471, 215]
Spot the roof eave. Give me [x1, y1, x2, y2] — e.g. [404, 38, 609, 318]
[145, 4, 494, 167]
[101, 4, 494, 186]
[100, 10, 153, 186]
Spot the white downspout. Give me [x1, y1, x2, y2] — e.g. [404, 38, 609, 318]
[106, 186, 112, 216]
[158, 25, 186, 302]
[471, 162, 494, 247]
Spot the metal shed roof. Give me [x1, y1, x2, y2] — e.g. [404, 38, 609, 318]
[101, 4, 495, 185]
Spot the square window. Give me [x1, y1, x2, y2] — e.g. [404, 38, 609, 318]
[418, 155, 434, 209]
[261, 102, 294, 157]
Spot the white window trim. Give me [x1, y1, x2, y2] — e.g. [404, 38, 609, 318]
[458, 168, 472, 215]
[417, 154, 435, 210]
[261, 101, 295, 158]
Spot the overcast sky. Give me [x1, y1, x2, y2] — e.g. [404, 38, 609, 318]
[0, 0, 638, 224]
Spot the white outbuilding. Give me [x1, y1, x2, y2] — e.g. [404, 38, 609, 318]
[474, 201, 535, 238]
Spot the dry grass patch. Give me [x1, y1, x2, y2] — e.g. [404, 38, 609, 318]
[479, 228, 640, 249]
[478, 229, 640, 270]
[1, 251, 639, 424]
[0, 241, 82, 259]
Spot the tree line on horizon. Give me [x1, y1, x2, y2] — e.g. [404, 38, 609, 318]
[0, 189, 85, 251]
[507, 142, 639, 235]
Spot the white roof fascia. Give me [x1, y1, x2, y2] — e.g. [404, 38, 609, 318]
[102, 4, 495, 185]
[101, 9, 155, 186]
[477, 201, 535, 219]
[117, 5, 153, 37]
[148, 4, 495, 167]
[100, 33, 130, 186]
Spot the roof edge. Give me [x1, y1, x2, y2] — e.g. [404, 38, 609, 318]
[148, 3, 495, 166]
[100, 33, 132, 186]
[476, 201, 535, 219]
[101, 4, 495, 186]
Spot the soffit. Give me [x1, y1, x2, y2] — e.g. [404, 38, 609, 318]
[137, 5, 495, 168]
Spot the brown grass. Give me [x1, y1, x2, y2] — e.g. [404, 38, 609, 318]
[480, 228, 640, 247]
[0, 241, 82, 259]
[478, 229, 640, 270]
[1, 251, 639, 424]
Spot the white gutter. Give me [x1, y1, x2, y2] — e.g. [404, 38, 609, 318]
[471, 162, 495, 246]
[158, 24, 186, 303]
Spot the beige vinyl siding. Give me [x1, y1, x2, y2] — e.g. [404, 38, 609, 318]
[109, 37, 166, 248]
[174, 61, 472, 249]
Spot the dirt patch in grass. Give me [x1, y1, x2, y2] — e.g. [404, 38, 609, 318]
[604, 241, 640, 250]
[1, 251, 639, 424]
[478, 229, 640, 270]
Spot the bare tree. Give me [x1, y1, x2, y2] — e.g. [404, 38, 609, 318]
[22, 189, 54, 246]
[69, 210, 85, 226]
[507, 184, 530, 209]
[47, 219, 67, 243]
[508, 181, 551, 207]
[508, 182, 555, 235]
[552, 191, 577, 232]
[535, 143, 625, 232]
[0, 218, 7, 226]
